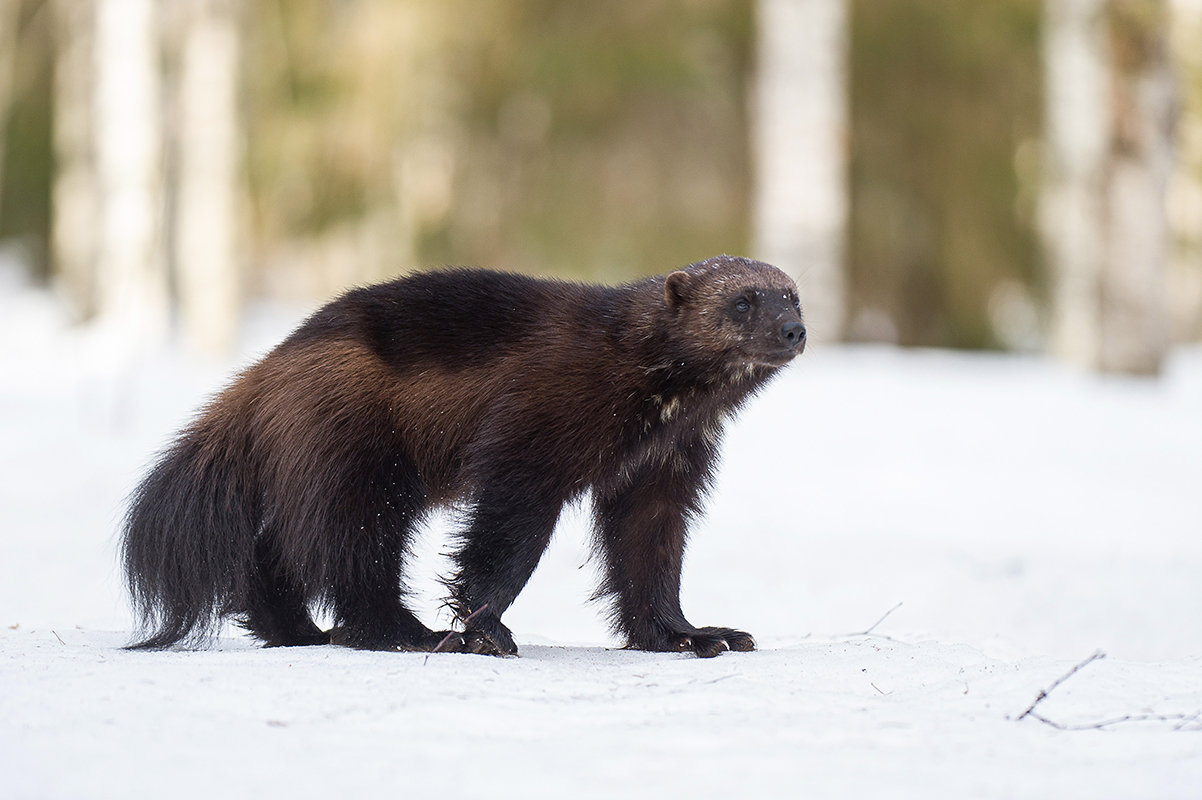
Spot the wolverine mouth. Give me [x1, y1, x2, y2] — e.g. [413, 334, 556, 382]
[742, 349, 801, 368]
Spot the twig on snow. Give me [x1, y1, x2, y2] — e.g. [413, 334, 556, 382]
[1026, 711, 1202, 732]
[1012, 651, 1202, 731]
[52, 630, 66, 645]
[1014, 650, 1105, 722]
[847, 602, 903, 640]
[703, 673, 740, 685]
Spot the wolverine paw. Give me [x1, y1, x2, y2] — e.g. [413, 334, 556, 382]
[327, 626, 456, 653]
[664, 627, 756, 658]
[460, 630, 512, 656]
[697, 626, 756, 652]
[328, 625, 422, 651]
[421, 630, 500, 656]
[463, 616, 519, 656]
[428, 629, 514, 656]
[327, 625, 515, 656]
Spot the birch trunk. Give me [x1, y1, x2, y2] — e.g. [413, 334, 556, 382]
[1168, 0, 1202, 342]
[752, 0, 848, 341]
[1043, 0, 1112, 369]
[175, 0, 242, 356]
[94, 0, 168, 347]
[51, 0, 99, 321]
[1043, 0, 1173, 374]
[1100, 0, 1173, 374]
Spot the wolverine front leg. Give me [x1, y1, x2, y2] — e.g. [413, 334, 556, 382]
[593, 458, 755, 658]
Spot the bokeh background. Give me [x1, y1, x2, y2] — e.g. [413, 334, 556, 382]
[1, 0, 1200, 371]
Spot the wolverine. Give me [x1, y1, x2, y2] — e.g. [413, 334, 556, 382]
[122, 255, 806, 658]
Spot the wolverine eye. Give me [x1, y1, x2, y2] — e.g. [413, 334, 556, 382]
[734, 298, 751, 313]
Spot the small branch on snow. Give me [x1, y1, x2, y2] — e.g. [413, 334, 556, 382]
[1014, 650, 1105, 722]
[1012, 651, 1202, 731]
[52, 630, 66, 645]
[703, 673, 740, 685]
[846, 602, 903, 640]
[1024, 710, 1202, 731]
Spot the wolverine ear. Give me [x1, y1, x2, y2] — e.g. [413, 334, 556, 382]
[664, 271, 692, 308]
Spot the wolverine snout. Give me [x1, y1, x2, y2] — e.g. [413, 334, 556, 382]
[782, 321, 806, 351]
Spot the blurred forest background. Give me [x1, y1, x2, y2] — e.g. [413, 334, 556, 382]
[1, 0, 1200, 372]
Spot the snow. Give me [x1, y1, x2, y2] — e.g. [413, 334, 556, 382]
[2, 259, 1200, 798]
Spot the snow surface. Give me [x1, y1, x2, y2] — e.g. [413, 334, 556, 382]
[2, 260, 1201, 798]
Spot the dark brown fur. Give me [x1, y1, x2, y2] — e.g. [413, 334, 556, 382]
[122, 255, 805, 657]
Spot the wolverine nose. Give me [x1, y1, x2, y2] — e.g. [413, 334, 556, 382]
[782, 321, 806, 349]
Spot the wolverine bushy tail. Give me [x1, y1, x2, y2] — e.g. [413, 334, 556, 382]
[122, 423, 259, 649]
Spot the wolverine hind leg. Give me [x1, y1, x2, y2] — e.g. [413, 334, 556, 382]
[241, 532, 329, 647]
[312, 442, 506, 654]
[321, 449, 440, 651]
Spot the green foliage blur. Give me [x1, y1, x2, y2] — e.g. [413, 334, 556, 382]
[0, 0, 1045, 348]
[849, 0, 1043, 348]
[244, 0, 753, 284]
[0, 0, 52, 274]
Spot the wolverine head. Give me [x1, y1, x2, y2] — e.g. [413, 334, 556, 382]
[664, 255, 806, 368]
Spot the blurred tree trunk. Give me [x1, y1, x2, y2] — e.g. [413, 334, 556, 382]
[1101, 0, 1174, 374]
[93, 0, 169, 347]
[174, 0, 242, 356]
[1168, 0, 1202, 342]
[51, 0, 98, 320]
[1044, 0, 1174, 374]
[0, 1, 20, 228]
[752, 0, 848, 342]
[1043, 0, 1112, 368]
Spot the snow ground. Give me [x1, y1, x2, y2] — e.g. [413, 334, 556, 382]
[2, 261, 1200, 798]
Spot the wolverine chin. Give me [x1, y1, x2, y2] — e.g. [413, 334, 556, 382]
[741, 351, 800, 368]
